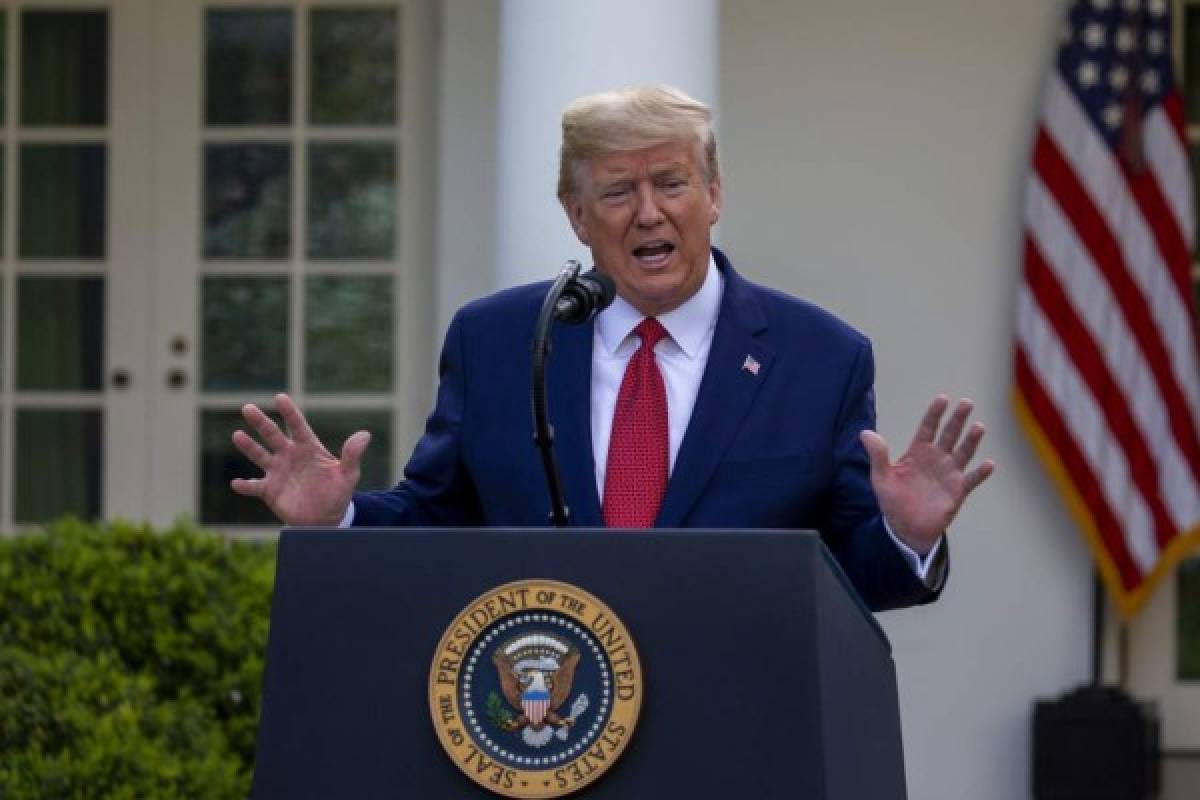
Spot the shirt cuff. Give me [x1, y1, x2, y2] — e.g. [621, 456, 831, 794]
[338, 502, 356, 528]
[882, 516, 943, 582]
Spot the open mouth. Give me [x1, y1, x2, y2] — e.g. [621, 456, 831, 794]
[632, 241, 675, 266]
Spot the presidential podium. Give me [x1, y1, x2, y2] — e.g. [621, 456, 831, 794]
[251, 529, 908, 799]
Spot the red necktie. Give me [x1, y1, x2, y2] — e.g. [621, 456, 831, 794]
[603, 318, 669, 528]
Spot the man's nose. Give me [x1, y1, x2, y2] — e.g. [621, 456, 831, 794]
[634, 183, 664, 227]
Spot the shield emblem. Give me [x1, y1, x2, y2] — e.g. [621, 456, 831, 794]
[522, 688, 550, 726]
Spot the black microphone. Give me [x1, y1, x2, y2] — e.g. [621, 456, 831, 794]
[554, 269, 616, 324]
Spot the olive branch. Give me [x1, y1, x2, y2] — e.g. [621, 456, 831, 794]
[486, 692, 520, 731]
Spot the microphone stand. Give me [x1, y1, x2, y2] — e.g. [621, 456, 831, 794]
[531, 261, 582, 527]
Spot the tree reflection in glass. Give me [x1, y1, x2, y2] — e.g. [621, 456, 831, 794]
[307, 143, 396, 260]
[204, 144, 291, 259]
[310, 9, 398, 125]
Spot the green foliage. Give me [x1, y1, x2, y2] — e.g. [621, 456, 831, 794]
[0, 518, 276, 799]
[487, 690, 517, 731]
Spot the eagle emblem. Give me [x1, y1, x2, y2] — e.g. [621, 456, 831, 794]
[488, 632, 589, 748]
[431, 580, 643, 797]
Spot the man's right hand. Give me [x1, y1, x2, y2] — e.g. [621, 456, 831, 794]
[230, 393, 371, 526]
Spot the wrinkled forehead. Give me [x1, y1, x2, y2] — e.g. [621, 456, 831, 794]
[579, 140, 705, 185]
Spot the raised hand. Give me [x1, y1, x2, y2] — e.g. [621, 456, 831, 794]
[859, 395, 994, 555]
[230, 393, 371, 526]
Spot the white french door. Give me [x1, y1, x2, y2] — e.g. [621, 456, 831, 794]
[0, 0, 151, 527]
[1, 0, 434, 530]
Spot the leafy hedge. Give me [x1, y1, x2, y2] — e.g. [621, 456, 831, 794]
[0, 518, 276, 799]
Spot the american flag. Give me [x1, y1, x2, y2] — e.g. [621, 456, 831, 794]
[1015, 0, 1200, 617]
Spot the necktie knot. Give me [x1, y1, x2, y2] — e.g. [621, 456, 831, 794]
[634, 318, 668, 350]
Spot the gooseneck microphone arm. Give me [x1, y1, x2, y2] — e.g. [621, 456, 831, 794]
[532, 262, 580, 527]
[531, 261, 616, 527]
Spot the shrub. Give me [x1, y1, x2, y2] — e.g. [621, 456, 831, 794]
[0, 518, 276, 799]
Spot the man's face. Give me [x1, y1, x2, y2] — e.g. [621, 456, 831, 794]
[562, 140, 721, 317]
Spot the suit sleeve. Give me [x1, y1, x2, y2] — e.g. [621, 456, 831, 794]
[819, 340, 946, 612]
[350, 311, 483, 526]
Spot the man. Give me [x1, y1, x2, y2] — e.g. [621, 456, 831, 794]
[231, 85, 993, 612]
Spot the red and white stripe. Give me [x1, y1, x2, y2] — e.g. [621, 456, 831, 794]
[1016, 67, 1200, 616]
[523, 697, 549, 726]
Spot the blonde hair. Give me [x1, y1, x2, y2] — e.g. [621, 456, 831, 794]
[556, 84, 719, 201]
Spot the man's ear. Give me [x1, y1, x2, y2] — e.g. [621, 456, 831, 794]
[707, 176, 723, 226]
[561, 195, 590, 245]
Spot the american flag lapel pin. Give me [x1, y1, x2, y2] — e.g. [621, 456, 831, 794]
[742, 354, 760, 376]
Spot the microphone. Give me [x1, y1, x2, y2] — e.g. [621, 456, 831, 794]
[554, 269, 616, 325]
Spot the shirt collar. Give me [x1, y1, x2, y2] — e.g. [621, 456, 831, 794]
[596, 253, 723, 359]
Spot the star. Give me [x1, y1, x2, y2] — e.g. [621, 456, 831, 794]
[1140, 69, 1160, 93]
[1078, 60, 1100, 87]
[1145, 31, 1164, 55]
[1083, 22, 1106, 49]
[1115, 26, 1137, 53]
[1148, 0, 1166, 15]
[1109, 65, 1129, 90]
[1102, 103, 1123, 129]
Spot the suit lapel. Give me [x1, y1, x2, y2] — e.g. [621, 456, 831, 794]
[656, 253, 774, 528]
[547, 321, 604, 526]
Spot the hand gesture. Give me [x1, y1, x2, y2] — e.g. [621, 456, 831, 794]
[230, 393, 371, 526]
[859, 395, 994, 555]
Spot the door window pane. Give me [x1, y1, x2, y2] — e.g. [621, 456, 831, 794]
[15, 409, 102, 523]
[200, 410, 280, 526]
[310, 9, 398, 125]
[307, 410, 392, 490]
[0, 12, 7, 125]
[0, 280, 4, 389]
[17, 276, 104, 391]
[1188, 6, 1200, 123]
[1192, 144, 1200, 259]
[20, 144, 106, 258]
[204, 143, 291, 258]
[307, 143, 396, 259]
[201, 276, 288, 392]
[0, 145, 5, 256]
[21, 10, 107, 126]
[206, 9, 293, 126]
[305, 275, 392, 392]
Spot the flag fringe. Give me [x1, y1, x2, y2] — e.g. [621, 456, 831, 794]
[1012, 384, 1200, 619]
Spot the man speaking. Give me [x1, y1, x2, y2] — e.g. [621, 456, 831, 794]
[231, 85, 993, 612]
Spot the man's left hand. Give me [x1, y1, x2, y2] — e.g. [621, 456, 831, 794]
[859, 395, 994, 555]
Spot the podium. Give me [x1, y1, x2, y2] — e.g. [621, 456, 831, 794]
[252, 529, 908, 799]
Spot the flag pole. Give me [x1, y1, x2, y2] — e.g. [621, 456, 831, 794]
[1117, 619, 1130, 689]
[1092, 570, 1104, 686]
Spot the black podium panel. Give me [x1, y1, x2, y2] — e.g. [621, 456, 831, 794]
[252, 529, 906, 799]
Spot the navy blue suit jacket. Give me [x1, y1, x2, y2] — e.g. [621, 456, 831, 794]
[353, 249, 940, 611]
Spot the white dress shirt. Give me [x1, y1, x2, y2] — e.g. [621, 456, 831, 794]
[591, 253, 724, 496]
[344, 254, 942, 581]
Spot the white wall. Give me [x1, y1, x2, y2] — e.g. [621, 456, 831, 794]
[437, 1, 1097, 797]
[436, 0, 500, 336]
[719, 1, 1091, 798]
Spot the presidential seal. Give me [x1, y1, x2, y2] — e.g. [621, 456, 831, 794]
[429, 580, 642, 798]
